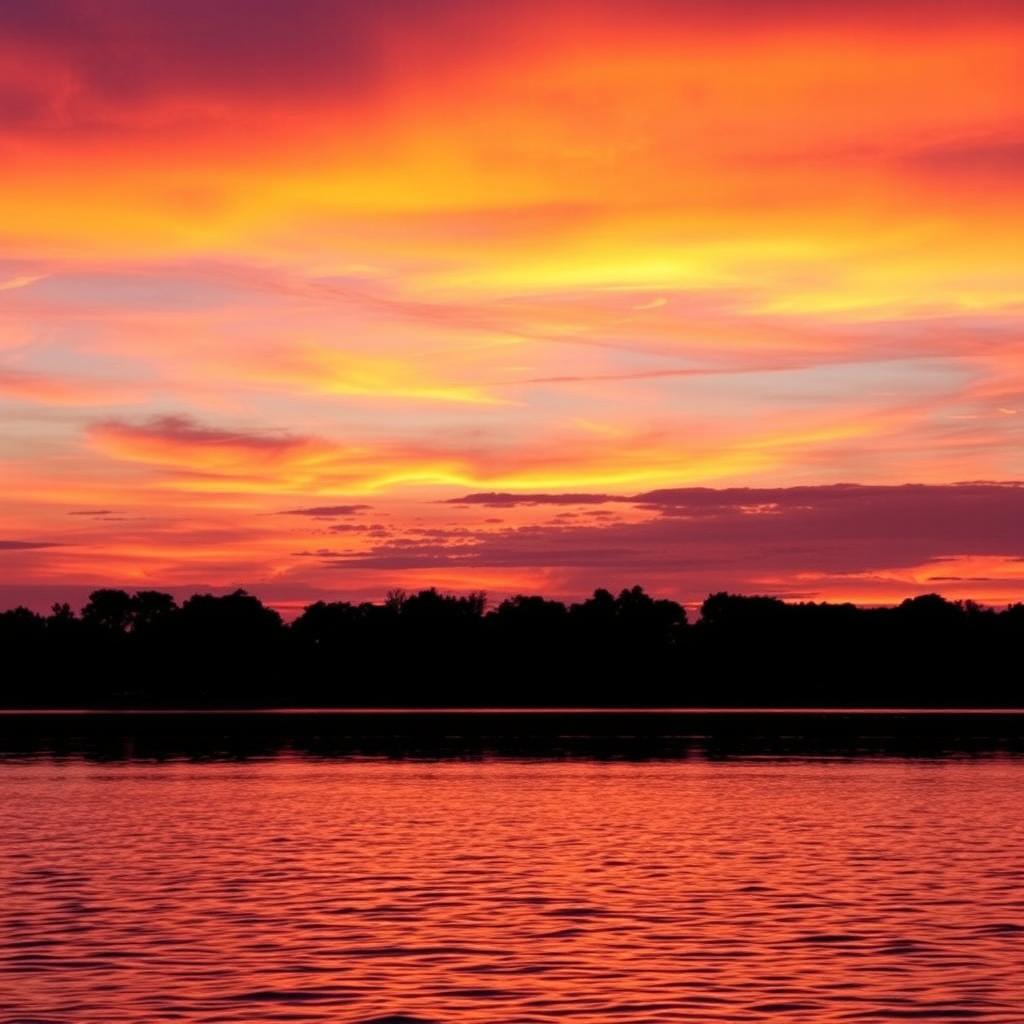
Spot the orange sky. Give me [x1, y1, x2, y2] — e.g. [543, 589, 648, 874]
[2, 0, 1023, 612]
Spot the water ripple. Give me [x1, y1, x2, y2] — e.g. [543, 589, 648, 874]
[2, 756, 1024, 1023]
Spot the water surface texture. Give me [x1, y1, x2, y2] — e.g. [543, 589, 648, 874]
[4, 751, 1024, 1023]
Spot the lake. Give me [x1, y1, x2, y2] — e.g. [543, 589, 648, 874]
[3, 711, 1024, 1023]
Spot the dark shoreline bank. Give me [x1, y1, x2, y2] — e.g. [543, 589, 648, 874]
[4, 708, 1024, 761]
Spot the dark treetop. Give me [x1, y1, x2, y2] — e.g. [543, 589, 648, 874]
[2, 586, 1022, 707]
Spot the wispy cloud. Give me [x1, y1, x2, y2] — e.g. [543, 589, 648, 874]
[3, 2, 1024, 608]
[278, 504, 372, 517]
[444, 492, 621, 507]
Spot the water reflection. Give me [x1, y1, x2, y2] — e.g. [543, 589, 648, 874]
[1, 709, 1023, 761]
[3, 714, 1024, 1024]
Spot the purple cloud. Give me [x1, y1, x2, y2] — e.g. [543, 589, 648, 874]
[281, 504, 372, 517]
[907, 135, 1024, 178]
[445, 491, 621, 507]
[316, 482, 1024, 600]
[0, 540, 64, 550]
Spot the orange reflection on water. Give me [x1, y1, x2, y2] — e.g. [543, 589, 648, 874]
[4, 756, 1024, 1023]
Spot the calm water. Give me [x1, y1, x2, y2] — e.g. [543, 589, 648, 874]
[3, 729, 1024, 1022]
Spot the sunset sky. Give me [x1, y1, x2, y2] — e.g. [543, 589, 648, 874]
[2, 0, 1023, 613]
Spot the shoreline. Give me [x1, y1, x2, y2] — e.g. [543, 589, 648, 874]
[4, 705, 1024, 714]
[4, 707, 1024, 761]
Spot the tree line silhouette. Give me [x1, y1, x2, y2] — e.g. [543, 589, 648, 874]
[2, 586, 1022, 707]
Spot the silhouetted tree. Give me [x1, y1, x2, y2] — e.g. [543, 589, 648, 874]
[132, 591, 178, 632]
[82, 589, 135, 633]
[2, 584, 1022, 708]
